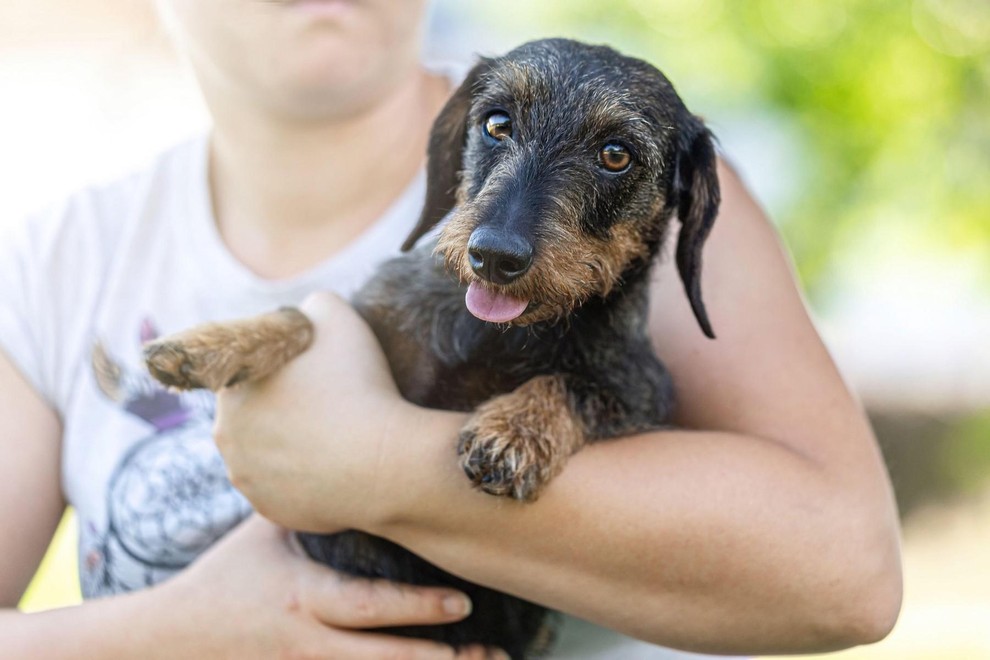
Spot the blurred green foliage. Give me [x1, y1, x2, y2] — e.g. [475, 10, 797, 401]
[942, 410, 990, 493]
[873, 409, 990, 518]
[474, 0, 990, 300]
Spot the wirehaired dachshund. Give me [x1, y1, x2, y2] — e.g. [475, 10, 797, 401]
[145, 38, 720, 659]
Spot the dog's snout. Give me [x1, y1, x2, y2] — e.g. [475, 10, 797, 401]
[467, 227, 534, 285]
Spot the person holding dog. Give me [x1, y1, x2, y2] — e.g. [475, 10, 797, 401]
[0, 1, 902, 658]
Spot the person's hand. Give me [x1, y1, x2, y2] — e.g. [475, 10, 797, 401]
[156, 515, 502, 659]
[213, 292, 430, 533]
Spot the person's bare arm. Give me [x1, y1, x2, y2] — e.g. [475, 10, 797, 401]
[214, 163, 901, 655]
[2, 513, 498, 660]
[0, 350, 64, 607]
[375, 162, 903, 654]
[0, 351, 495, 660]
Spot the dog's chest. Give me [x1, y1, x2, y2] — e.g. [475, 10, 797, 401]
[377, 316, 560, 412]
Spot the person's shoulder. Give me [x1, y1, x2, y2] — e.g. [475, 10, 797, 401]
[98, 135, 205, 224]
[422, 58, 473, 90]
[6, 135, 207, 253]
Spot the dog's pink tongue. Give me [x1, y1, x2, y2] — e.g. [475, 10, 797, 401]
[465, 282, 529, 323]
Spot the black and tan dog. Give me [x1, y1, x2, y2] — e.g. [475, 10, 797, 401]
[145, 38, 720, 659]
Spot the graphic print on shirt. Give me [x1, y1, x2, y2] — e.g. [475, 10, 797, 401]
[85, 319, 251, 597]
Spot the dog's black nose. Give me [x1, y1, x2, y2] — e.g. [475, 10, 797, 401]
[467, 227, 534, 285]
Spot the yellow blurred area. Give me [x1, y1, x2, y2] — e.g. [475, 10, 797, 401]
[19, 511, 81, 613]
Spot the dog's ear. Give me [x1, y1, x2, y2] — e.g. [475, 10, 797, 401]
[673, 115, 720, 339]
[401, 60, 493, 252]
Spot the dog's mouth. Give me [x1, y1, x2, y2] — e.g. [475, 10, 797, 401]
[465, 282, 531, 323]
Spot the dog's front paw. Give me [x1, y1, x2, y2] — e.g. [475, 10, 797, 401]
[144, 308, 314, 392]
[458, 424, 546, 501]
[457, 375, 586, 501]
[144, 334, 243, 391]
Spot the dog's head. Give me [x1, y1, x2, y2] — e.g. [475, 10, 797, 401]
[403, 39, 719, 337]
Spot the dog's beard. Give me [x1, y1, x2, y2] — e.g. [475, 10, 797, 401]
[436, 209, 649, 326]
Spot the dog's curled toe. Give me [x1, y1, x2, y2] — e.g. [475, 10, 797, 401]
[458, 426, 547, 501]
[143, 340, 219, 391]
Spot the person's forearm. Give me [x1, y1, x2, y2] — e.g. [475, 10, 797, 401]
[371, 406, 901, 655]
[2, 585, 193, 659]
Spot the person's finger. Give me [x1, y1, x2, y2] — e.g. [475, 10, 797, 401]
[455, 646, 485, 660]
[302, 627, 462, 660]
[455, 645, 510, 660]
[303, 564, 473, 629]
[242, 514, 285, 535]
[299, 290, 348, 326]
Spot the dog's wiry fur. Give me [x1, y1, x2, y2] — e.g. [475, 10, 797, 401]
[144, 307, 314, 391]
[144, 39, 720, 659]
[458, 373, 584, 498]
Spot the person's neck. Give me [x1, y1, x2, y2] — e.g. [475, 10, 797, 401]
[207, 68, 450, 280]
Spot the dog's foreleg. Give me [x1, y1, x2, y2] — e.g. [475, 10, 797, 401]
[143, 307, 314, 391]
[457, 374, 587, 501]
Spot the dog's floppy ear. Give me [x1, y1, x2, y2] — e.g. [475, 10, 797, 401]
[673, 115, 720, 339]
[401, 60, 493, 252]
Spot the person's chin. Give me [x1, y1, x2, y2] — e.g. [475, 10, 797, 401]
[266, 63, 388, 119]
[278, 0, 361, 25]
[260, 21, 412, 118]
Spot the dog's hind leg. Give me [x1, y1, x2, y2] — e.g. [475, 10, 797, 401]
[143, 307, 314, 391]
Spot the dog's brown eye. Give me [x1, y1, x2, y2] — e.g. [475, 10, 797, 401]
[483, 111, 513, 142]
[599, 143, 632, 172]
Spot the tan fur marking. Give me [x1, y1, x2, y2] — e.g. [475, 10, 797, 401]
[91, 341, 124, 402]
[435, 205, 477, 279]
[458, 374, 585, 501]
[144, 307, 314, 391]
[437, 204, 651, 325]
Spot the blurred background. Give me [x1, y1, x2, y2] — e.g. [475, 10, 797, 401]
[4, 1, 988, 658]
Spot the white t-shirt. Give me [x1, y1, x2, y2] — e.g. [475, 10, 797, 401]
[0, 136, 726, 659]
